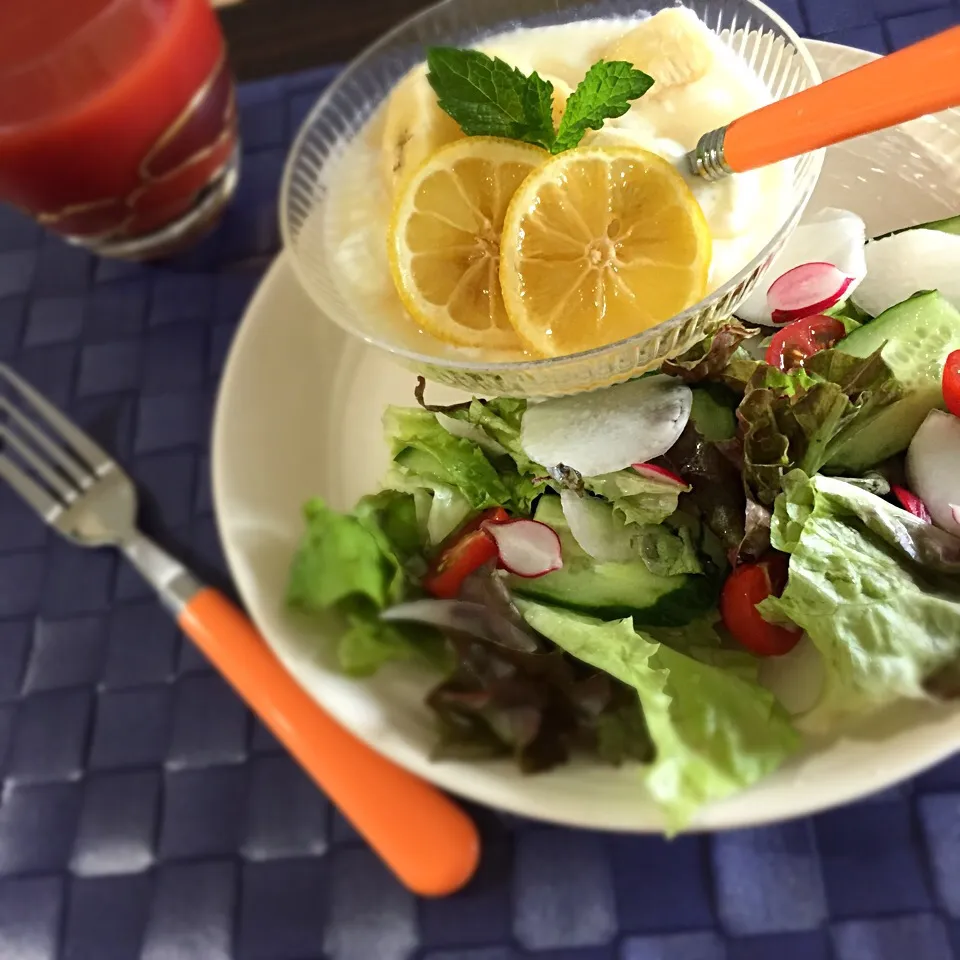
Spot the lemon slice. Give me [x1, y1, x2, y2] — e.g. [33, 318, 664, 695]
[388, 136, 546, 350]
[500, 146, 712, 357]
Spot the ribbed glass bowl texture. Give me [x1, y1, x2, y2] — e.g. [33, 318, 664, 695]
[280, 0, 823, 397]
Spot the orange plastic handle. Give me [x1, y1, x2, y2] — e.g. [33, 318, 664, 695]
[724, 25, 960, 172]
[178, 588, 480, 896]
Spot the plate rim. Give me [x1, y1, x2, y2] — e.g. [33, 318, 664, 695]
[212, 37, 960, 832]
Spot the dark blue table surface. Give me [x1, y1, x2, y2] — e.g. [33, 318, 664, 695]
[1, 3, 959, 958]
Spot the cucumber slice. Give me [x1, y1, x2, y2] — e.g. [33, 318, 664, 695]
[827, 291, 960, 471]
[509, 496, 717, 626]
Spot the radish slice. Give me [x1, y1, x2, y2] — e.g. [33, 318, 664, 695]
[560, 490, 636, 562]
[852, 229, 960, 317]
[482, 518, 563, 578]
[435, 413, 508, 457]
[631, 462, 688, 488]
[767, 262, 854, 325]
[382, 599, 537, 651]
[520, 376, 692, 477]
[737, 207, 867, 326]
[891, 484, 932, 524]
[905, 409, 960, 536]
[952, 505, 960, 526]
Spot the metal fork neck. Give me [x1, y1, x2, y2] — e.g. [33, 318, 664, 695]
[121, 532, 203, 615]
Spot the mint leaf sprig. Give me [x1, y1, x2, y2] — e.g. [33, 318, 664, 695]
[426, 47, 654, 155]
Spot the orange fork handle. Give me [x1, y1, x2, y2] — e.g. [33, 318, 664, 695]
[179, 588, 480, 897]
[724, 25, 960, 172]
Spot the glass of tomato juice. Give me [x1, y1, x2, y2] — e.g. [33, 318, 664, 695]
[0, 0, 239, 259]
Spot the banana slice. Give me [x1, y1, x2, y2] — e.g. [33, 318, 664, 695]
[380, 64, 463, 195]
[605, 8, 715, 93]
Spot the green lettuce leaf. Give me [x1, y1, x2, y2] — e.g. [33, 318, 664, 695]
[339, 611, 451, 677]
[759, 471, 960, 721]
[385, 407, 513, 508]
[387, 474, 473, 546]
[288, 494, 451, 675]
[738, 348, 902, 505]
[447, 397, 532, 463]
[585, 469, 688, 527]
[663, 423, 751, 562]
[662, 320, 761, 392]
[386, 405, 541, 514]
[517, 600, 800, 830]
[287, 494, 418, 612]
[663, 323, 902, 506]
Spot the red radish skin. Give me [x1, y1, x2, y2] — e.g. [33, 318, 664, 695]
[737, 209, 866, 326]
[631, 462, 688, 488]
[767, 262, 854, 325]
[943, 350, 960, 419]
[891, 485, 932, 523]
[481, 519, 562, 578]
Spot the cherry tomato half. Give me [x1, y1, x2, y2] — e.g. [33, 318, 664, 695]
[765, 314, 847, 372]
[423, 507, 510, 599]
[943, 349, 960, 418]
[720, 552, 802, 657]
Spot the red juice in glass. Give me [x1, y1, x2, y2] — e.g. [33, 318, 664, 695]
[0, 0, 239, 259]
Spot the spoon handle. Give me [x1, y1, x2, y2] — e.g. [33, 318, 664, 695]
[690, 25, 960, 180]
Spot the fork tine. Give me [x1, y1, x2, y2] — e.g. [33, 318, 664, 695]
[0, 453, 61, 521]
[0, 397, 90, 488]
[0, 363, 113, 475]
[0, 424, 77, 503]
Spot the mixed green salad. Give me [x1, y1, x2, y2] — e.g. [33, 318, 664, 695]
[288, 210, 960, 830]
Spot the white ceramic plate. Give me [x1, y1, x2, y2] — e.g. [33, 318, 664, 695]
[214, 41, 960, 832]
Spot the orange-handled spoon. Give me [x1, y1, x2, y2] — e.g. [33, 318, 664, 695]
[179, 589, 480, 896]
[689, 25, 960, 180]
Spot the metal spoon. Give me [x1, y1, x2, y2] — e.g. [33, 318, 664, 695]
[689, 25, 960, 181]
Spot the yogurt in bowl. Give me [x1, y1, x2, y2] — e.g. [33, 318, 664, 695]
[281, 0, 822, 395]
[323, 10, 793, 358]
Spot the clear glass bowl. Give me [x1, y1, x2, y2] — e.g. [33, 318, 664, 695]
[280, 0, 822, 396]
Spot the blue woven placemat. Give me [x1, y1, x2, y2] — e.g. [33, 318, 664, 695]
[1, 3, 959, 958]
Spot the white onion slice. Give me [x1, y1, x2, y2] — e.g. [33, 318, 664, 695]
[435, 412, 508, 456]
[737, 207, 867, 326]
[759, 636, 824, 717]
[906, 409, 960, 536]
[560, 490, 636, 562]
[631, 462, 688, 488]
[382, 599, 535, 650]
[482, 518, 563, 578]
[520, 376, 692, 477]
[767, 262, 854, 325]
[852, 229, 960, 317]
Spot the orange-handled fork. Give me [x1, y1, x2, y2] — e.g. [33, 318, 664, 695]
[0, 363, 479, 897]
[689, 24, 960, 180]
